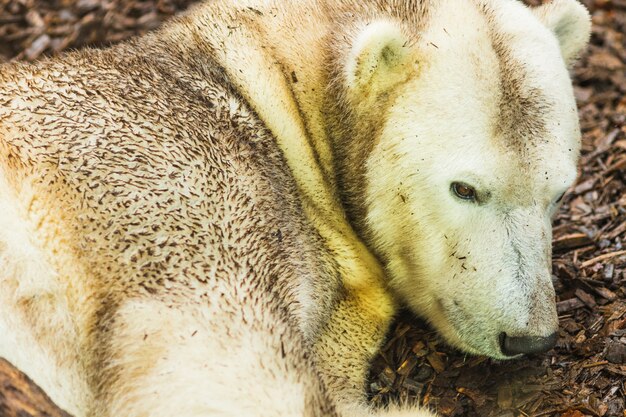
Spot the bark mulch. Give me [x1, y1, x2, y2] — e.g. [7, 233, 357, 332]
[0, 358, 72, 417]
[0, 0, 624, 416]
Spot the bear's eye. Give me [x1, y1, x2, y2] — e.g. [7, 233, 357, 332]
[451, 182, 477, 201]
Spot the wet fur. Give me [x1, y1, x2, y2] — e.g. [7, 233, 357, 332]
[0, 0, 589, 416]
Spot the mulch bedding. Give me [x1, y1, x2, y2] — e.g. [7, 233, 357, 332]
[0, 0, 624, 416]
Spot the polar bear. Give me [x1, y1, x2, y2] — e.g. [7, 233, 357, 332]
[0, 0, 589, 416]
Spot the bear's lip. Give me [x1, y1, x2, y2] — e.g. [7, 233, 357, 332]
[435, 298, 523, 359]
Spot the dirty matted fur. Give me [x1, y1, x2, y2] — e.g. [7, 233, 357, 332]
[0, 0, 590, 416]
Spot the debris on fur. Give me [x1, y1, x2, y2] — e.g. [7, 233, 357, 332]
[0, 0, 624, 416]
[369, 2, 626, 415]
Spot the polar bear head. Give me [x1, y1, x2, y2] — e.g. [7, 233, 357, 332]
[330, 0, 590, 358]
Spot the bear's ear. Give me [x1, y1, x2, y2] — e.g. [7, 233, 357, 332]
[345, 21, 414, 94]
[531, 0, 591, 65]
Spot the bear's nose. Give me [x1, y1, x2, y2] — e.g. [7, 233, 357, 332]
[499, 332, 558, 356]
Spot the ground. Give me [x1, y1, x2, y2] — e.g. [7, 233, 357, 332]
[0, 0, 624, 416]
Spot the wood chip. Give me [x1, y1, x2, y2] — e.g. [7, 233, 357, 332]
[575, 288, 597, 308]
[580, 250, 626, 268]
[593, 286, 618, 301]
[606, 221, 626, 240]
[426, 352, 446, 374]
[0, 358, 73, 417]
[397, 355, 418, 376]
[24, 33, 50, 61]
[553, 233, 594, 252]
[497, 384, 513, 409]
[558, 297, 586, 314]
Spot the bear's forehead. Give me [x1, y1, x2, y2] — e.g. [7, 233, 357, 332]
[412, 0, 580, 157]
[477, 2, 578, 152]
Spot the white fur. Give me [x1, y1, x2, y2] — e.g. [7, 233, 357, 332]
[100, 299, 312, 417]
[0, 170, 91, 416]
[0, 0, 590, 416]
[361, 0, 584, 357]
[345, 21, 411, 91]
[532, 0, 592, 63]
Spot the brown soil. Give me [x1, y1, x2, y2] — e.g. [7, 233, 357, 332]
[0, 1, 624, 416]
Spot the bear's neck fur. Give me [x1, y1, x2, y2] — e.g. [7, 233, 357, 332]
[157, 0, 430, 260]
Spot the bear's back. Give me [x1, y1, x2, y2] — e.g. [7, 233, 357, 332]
[0, 39, 336, 329]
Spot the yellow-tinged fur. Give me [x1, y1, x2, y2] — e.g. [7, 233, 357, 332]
[0, 0, 589, 416]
